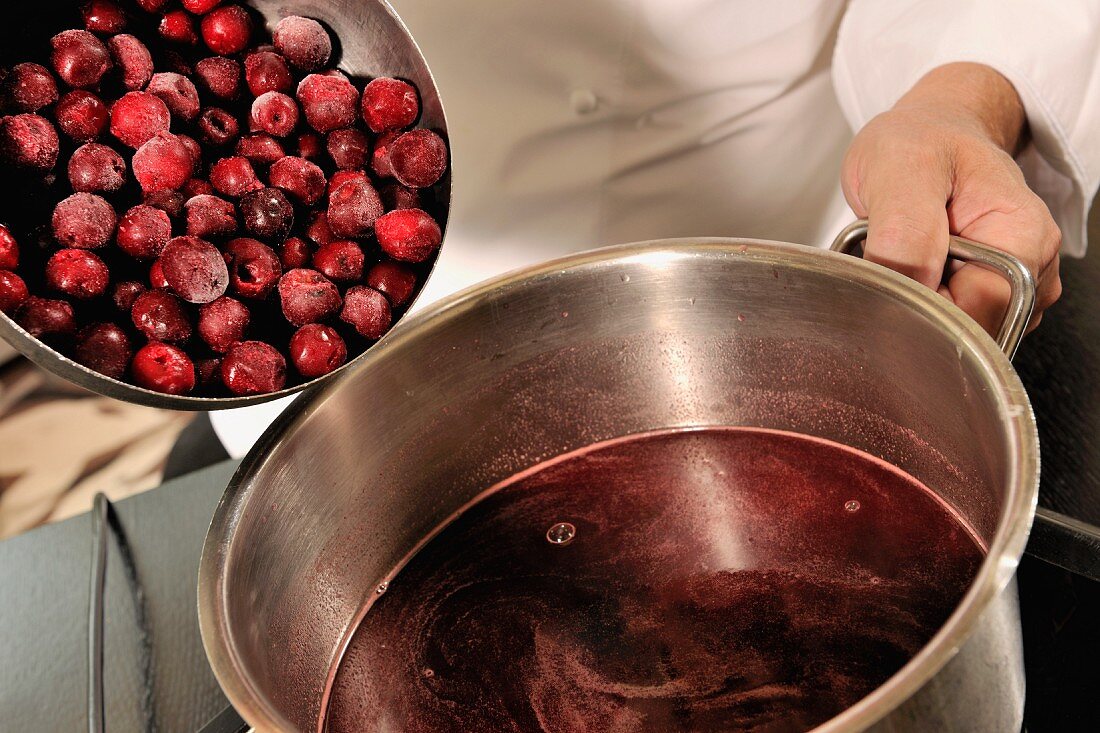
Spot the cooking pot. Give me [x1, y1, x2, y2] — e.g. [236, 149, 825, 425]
[199, 221, 1038, 732]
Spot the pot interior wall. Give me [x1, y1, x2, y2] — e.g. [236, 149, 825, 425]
[213, 243, 1026, 731]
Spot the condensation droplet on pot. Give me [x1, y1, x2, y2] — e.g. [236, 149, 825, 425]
[737, 313, 745, 322]
[546, 522, 576, 545]
[376, 581, 389, 594]
[844, 500, 861, 512]
[561, 311, 569, 318]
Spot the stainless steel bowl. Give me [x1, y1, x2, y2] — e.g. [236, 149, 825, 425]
[200, 226, 1039, 732]
[0, 0, 449, 409]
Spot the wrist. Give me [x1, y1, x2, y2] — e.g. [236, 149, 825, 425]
[891, 62, 1027, 154]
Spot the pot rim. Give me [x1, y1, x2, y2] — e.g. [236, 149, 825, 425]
[199, 237, 1039, 733]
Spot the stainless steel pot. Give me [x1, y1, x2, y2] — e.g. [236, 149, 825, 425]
[0, 0, 449, 410]
[199, 223, 1039, 732]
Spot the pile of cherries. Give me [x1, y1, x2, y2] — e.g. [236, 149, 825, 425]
[0, 0, 447, 397]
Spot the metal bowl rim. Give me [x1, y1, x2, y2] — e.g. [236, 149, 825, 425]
[198, 236, 1039, 733]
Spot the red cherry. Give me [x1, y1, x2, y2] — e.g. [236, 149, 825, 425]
[0, 114, 59, 171]
[326, 128, 370, 170]
[0, 271, 29, 313]
[367, 261, 417, 306]
[159, 235, 230, 303]
[108, 34, 154, 90]
[370, 130, 398, 178]
[375, 208, 442, 263]
[389, 129, 448, 188]
[55, 91, 108, 141]
[131, 342, 195, 395]
[82, 1, 127, 34]
[50, 30, 112, 89]
[296, 73, 358, 133]
[279, 236, 312, 269]
[250, 91, 299, 137]
[45, 248, 109, 299]
[210, 156, 262, 197]
[379, 182, 421, 211]
[296, 131, 323, 161]
[131, 289, 191, 342]
[147, 73, 201, 122]
[200, 5, 252, 55]
[112, 280, 146, 311]
[133, 131, 193, 194]
[221, 340, 286, 395]
[327, 178, 383, 238]
[118, 204, 172, 259]
[244, 50, 293, 97]
[340, 286, 391, 339]
[236, 133, 285, 164]
[198, 295, 249, 352]
[52, 193, 117, 249]
[289, 323, 346, 378]
[277, 268, 340, 326]
[312, 240, 364, 282]
[110, 91, 171, 149]
[2, 63, 59, 113]
[17, 296, 76, 337]
[149, 259, 170, 288]
[269, 156, 325, 205]
[68, 142, 127, 193]
[185, 194, 237, 239]
[195, 56, 241, 100]
[273, 16, 332, 71]
[75, 323, 132, 380]
[239, 187, 294, 241]
[198, 107, 240, 147]
[0, 225, 18, 269]
[183, 0, 222, 13]
[224, 237, 282, 299]
[361, 78, 419, 133]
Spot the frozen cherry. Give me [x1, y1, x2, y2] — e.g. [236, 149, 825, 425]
[289, 323, 346, 378]
[268, 155, 325, 205]
[328, 169, 367, 193]
[131, 289, 191, 342]
[296, 73, 358, 133]
[133, 131, 193, 193]
[118, 204, 171, 258]
[224, 237, 281, 299]
[131, 342, 195, 395]
[250, 92, 299, 137]
[108, 34, 154, 90]
[195, 56, 241, 99]
[201, 5, 252, 55]
[240, 187, 294, 241]
[327, 178, 383, 238]
[375, 208, 442, 263]
[159, 10, 199, 45]
[178, 134, 203, 165]
[312, 240, 363, 282]
[2, 63, 58, 113]
[273, 16, 331, 72]
[379, 182, 421, 211]
[244, 50, 292, 96]
[277, 268, 340, 326]
[51, 30, 112, 89]
[68, 142, 127, 193]
[221, 340, 286, 395]
[55, 91, 108, 141]
[340, 285, 391, 339]
[17, 296, 76, 337]
[236, 132, 284, 164]
[0, 114, 59, 171]
[185, 194, 236, 238]
[198, 107, 240, 147]
[112, 280, 146, 311]
[110, 91, 171, 148]
[160, 235, 230, 303]
[52, 193, 116, 249]
[195, 357, 221, 387]
[210, 156, 261, 197]
[361, 78, 419, 133]
[82, 0, 127, 34]
[326, 128, 369, 170]
[147, 73, 201, 122]
[149, 259, 170, 288]
[389, 129, 448, 188]
[198, 295, 249, 352]
[367, 261, 417, 305]
[305, 210, 335, 246]
[45, 248, 109, 299]
[279, 236, 311, 269]
[0, 225, 18, 269]
[0, 271, 29, 313]
[136, 0, 169, 11]
[183, 0, 222, 13]
[297, 131, 323, 161]
[75, 323, 131, 379]
[370, 130, 398, 178]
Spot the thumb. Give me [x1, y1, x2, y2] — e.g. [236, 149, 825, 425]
[854, 159, 953, 291]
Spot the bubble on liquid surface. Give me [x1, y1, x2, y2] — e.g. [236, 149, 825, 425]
[845, 500, 861, 512]
[546, 522, 576, 545]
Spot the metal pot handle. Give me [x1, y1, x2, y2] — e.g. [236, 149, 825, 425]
[830, 219, 1037, 359]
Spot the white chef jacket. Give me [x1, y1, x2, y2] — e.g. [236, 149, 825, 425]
[211, 0, 1100, 458]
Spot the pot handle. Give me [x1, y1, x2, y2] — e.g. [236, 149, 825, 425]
[830, 219, 1036, 359]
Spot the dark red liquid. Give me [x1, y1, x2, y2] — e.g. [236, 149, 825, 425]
[325, 428, 984, 732]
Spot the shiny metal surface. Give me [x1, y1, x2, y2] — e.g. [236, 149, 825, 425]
[0, 0, 449, 410]
[831, 219, 1036, 358]
[200, 237, 1038, 732]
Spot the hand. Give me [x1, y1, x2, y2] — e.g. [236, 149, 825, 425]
[841, 62, 1062, 334]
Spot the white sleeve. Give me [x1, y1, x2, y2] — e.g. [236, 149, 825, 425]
[832, 0, 1100, 257]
